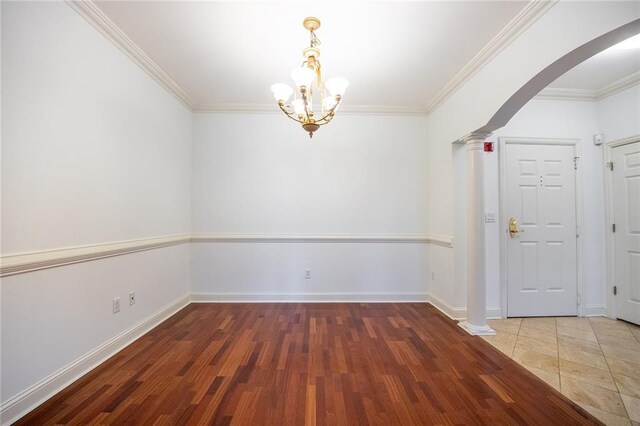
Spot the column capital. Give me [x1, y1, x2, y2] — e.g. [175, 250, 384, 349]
[460, 131, 492, 145]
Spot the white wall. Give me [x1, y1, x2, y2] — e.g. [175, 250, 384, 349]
[1, 0, 191, 412]
[191, 113, 429, 299]
[491, 99, 604, 313]
[598, 84, 640, 143]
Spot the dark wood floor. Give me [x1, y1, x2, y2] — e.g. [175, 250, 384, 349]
[16, 303, 601, 425]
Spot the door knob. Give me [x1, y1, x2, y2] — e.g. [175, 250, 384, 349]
[508, 217, 523, 237]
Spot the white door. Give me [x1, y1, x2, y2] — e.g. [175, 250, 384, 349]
[506, 143, 578, 317]
[612, 141, 640, 325]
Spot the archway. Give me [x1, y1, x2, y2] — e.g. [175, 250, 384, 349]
[459, 18, 640, 334]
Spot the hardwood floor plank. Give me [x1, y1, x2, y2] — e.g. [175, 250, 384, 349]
[14, 303, 602, 425]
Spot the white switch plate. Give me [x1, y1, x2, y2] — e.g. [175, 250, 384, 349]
[113, 297, 121, 313]
[305, 269, 311, 279]
[129, 291, 136, 305]
[485, 212, 496, 223]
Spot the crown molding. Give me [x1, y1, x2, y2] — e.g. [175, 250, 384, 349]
[424, 0, 558, 114]
[65, 0, 195, 110]
[67, 1, 429, 117]
[535, 71, 640, 101]
[193, 104, 429, 116]
[598, 70, 640, 100]
[534, 87, 598, 101]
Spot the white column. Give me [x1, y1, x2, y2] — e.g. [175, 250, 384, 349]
[458, 132, 495, 336]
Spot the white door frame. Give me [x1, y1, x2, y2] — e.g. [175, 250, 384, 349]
[603, 134, 640, 320]
[498, 136, 585, 318]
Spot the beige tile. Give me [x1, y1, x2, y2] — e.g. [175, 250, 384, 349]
[608, 358, 640, 380]
[523, 365, 560, 391]
[622, 394, 640, 423]
[515, 334, 558, 357]
[557, 317, 594, 332]
[561, 375, 628, 417]
[520, 317, 557, 334]
[557, 326, 599, 343]
[613, 374, 640, 399]
[519, 326, 558, 342]
[598, 334, 640, 350]
[601, 344, 640, 365]
[512, 347, 559, 374]
[559, 358, 617, 391]
[577, 403, 632, 426]
[559, 335, 603, 354]
[590, 317, 629, 327]
[559, 343, 608, 370]
[597, 330, 640, 349]
[594, 323, 638, 339]
[487, 318, 521, 335]
[481, 332, 517, 357]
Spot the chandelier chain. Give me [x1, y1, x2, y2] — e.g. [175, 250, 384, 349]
[309, 30, 321, 48]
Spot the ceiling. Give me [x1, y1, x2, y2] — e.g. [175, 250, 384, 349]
[548, 38, 640, 90]
[94, 1, 528, 110]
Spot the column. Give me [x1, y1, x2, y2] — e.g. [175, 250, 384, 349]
[458, 132, 495, 336]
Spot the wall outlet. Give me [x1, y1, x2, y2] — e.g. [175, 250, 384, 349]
[113, 297, 121, 314]
[129, 291, 136, 305]
[305, 269, 311, 279]
[431, 271, 435, 280]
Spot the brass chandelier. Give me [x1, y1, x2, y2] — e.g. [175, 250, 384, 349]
[271, 17, 349, 139]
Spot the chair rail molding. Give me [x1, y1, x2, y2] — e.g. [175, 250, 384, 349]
[0, 234, 191, 277]
[191, 233, 451, 245]
[1, 233, 453, 277]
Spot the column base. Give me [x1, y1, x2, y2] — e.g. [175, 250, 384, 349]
[458, 321, 496, 336]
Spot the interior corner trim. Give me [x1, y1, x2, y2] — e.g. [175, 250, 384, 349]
[1, 233, 453, 277]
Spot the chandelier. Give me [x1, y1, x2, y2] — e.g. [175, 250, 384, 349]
[271, 17, 349, 139]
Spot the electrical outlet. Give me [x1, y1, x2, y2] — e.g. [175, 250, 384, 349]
[431, 271, 435, 280]
[305, 269, 311, 279]
[113, 297, 121, 314]
[129, 291, 136, 305]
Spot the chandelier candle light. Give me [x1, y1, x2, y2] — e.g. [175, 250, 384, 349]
[271, 17, 349, 139]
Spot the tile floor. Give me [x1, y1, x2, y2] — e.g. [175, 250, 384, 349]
[482, 316, 640, 426]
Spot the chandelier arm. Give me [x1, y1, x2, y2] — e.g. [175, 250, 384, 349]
[313, 98, 341, 124]
[278, 104, 305, 124]
[315, 115, 335, 126]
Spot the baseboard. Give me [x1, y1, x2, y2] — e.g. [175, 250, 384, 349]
[191, 292, 428, 303]
[584, 305, 606, 317]
[426, 294, 502, 320]
[427, 294, 466, 320]
[0, 294, 191, 426]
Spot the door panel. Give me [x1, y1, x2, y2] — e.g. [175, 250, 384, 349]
[506, 143, 578, 317]
[613, 142, 640, 325]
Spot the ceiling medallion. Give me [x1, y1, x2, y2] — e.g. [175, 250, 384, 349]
[271, 17, 349, 139]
